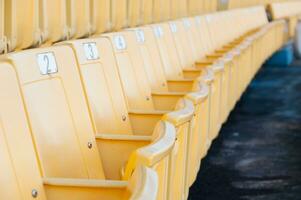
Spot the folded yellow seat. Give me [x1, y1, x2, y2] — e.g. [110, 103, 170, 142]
[111, 0, 127, 31]
[0, 0, 5, 53]
[140, 0, 153, 25]
[139, 22, 211, 157]
[109, 28, 209, 192]
[127, 0, 141, 27]
[2, 45, 181, 199]
[90, 0, 111, 34]
[0, 60, 160, 200]
[188, 0, 206, 16]
[4, 0, 41, 51]
[63, 35, 196, 200]
[39, 0, 69, 45]
[152, 0, 172, 23]
[66, 0, 91, 39]
[147, 22, 219, 150]
[58, 38, 195, 200]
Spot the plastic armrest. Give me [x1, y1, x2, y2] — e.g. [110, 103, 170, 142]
[123, 122, 176, 179]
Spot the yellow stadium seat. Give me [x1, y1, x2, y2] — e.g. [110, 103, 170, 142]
[147, 22, 218, 148]
[111, 0, 127, 31]
[188, 0, 205, 16]
[61, 36, 195, 200]
[170, 0, 187, 19]
[0, 60, 159, 200]
[3, 45, 180, 199]
[125, 26, 210, 189]
[60, 37, 195, 200]
[90, 0, 111, 34]
[4, 0, 40, 51]
[66, 0, 91, 39]
[140, 0, 153, 25]
[0, 0, 5, 53]
[39, 0, 68, 45]
[128, 0, 141, 27]
[153, 0, 171, 23]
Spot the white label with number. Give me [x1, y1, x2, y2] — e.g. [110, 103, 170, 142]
[206, 16, 212, 23]
[170, 23, 178, 33]
[183, 19, 191, 29]
[135, 30, 145, 43]
[83, 42, 99, 60]
[196, 16, 201, 24]
[37, 52, 58, 75]
[154, 26, 163, 38]
[114, 35, 127, 50]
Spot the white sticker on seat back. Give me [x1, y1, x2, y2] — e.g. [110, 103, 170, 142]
[114, 35, 127, 50]
[170, 23, 178, 33]
[183, 19, 191, 29]
[37, 52, 58, 75]
[83, 42, 99, 60]
[135, 29, 145, 43]
[154, 26, 163, 38]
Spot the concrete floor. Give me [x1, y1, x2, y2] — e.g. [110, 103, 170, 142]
[189, 62, 301, 200]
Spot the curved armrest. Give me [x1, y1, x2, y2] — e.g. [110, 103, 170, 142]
[136, 122, 176, 165]
[186, 83, 209, 105]
[123, 122, 176, 179]
[163, 99, 194, 126]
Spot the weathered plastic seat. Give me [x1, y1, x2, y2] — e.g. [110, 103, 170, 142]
[66, 0, 91, 39]
[0, 0, 5, 53]
[39, 0, 68, 45]
[153, 0, 171, 23]
[90, 0, 111, 34]
[111, 0, 127, 31]
[4, 0, 40, 51]
[3, 45, 179, 199]
[128, 0, 141, 27]
[0, 60, 159, 200]
[61, 36, 195, 200]
[147, 22, 219, 149]
[125, 26, 210, 188]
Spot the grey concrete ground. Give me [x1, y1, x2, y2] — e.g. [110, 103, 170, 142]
[189, 61, 301, 200]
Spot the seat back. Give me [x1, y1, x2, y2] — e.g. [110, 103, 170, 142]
[39, 0, 68, 45]
[6, 46, 105, 179]
[153, 0, 171, 23]
[0, 0, 5, 53]
[90, 0, 111, 34]
[62, 38, 134, 135]
[128, 0, 141, 27]
[111, 0, 127, 31]
[4, 0, 40, 51]
[127, 27, 169, 92]
[195, 16, 215, 56]
[103, 32, 155, 110]
[149, 23, 184, 80]
[168, 20, 196, 70]
[0, 61, 47, 200]
[140, 0, 153, 25]
[170, 0, 187, 19]
[188, 0, 204, 16]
